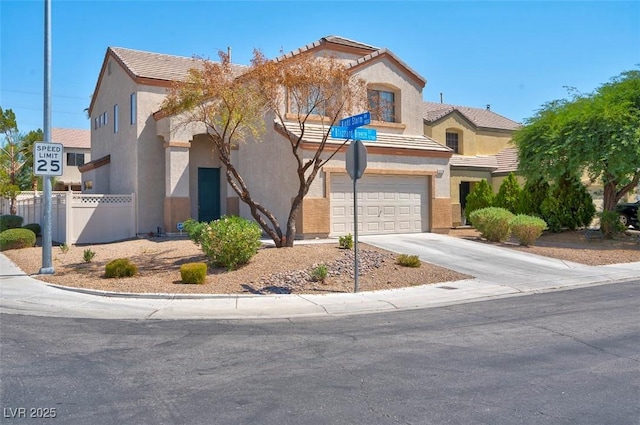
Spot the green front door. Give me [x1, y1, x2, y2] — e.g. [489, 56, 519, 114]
[198, 167, 221, 222]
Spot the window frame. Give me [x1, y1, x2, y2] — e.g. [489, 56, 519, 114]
[367, 88, 396, 123]
[445, 131, 460, 153]
[67, 152, 85, 167]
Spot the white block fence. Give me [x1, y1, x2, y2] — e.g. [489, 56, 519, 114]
[1, 192, 136, 245]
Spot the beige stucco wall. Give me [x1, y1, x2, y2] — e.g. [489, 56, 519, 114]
[351, 58, 424, 134]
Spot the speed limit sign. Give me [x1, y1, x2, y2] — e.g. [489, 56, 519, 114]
[34, 142, 64, 176]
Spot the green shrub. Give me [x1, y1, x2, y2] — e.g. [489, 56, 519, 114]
[510, 215, 547, 246]
[540, 173, 595, 232]
[0, 228, 36, 251]
[23, 223, 41, 236]
[599, 210, 626, 238]
[59, 243, 69, 254]
[83, 248, 96, 263]
[197, 215, 262, 271]
[469, 207, 515, 242]
[0, 215, 23, 232]
[338, 233, 354, 249]
[311, 264, 328, 282]
[494, 173, 522, 214]
[105, 258, 138, 278]
[465, 179, 494, 224]
[183, 218, 207, 245]
[518, 178, 549, 217]
[396, 254, 421, 268]
[180, 262, 207, 284]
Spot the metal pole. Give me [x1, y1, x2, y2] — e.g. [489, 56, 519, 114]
[353, 142, 359, 293]
[40, 0, 54, 274]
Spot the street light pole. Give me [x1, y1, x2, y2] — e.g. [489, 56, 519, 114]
[40, 0, 54, 274]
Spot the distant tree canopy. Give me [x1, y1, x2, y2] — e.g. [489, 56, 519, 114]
[513, 70, 640, 213]
[0, 107, 44, 214]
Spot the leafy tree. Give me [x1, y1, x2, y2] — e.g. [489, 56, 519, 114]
[0, 107, 24, 214]
[17, 129, 44, 191]
[464, 179, 494, 224]
[540, 173, 596, 232]
[514, 70, 640, 234]
[162, 50, 367, 247]
[494, 172, 522, 214]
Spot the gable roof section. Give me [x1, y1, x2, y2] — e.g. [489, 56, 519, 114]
[274, 122, 452, 157]
[276, 35, 426, 88]
[423, 101, 521, 131]
[52, 128, 90, 149]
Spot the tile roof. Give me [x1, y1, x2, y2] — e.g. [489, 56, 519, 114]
[51, 128, 90, 149]
[275, 122, 451, 153]
[449, 154, 498, 169]
[494, 147, 519, 174]
[423, 101, 521, 131]
[109, 47, 247, 82]
[449, 147, 520, 174]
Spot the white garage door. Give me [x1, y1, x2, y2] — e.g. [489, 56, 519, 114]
[330, 173, 428, 236]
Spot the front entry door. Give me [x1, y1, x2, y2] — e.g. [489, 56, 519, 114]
[198, 167, 221, 222]
[459, 181, 471, 225]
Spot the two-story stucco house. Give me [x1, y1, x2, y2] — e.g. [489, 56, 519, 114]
[423, 102, 521, 226]
[82, 35, 454, 238]
[51, 128, 90, 191]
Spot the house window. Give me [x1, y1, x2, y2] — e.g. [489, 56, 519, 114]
[288, 87, 326, 116]
[368, 89, 396, 122]
[67, 153, 85, 167]
[84, 180, 93, 190]
[114, 104, 119, 133]
[446, 132, 459, 153]
[94, 117, 98, 130]
[130, 92, 136, 125]
[103, 111, 108, 126]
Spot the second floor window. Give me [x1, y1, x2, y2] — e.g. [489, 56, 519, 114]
[288, 86, 326, 116]
[114, 104, 119, 133]
[446, 132, 459, 153]
[368, 89, 395, 122]
[67, 153, 85, 167]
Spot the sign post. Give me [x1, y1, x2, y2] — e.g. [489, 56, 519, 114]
[332, 112, 375, 293]
[346, 139, 368, 293]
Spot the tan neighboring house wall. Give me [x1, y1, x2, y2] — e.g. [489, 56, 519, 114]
[423, 102, 521, 226]
[51, 128, 91, 191]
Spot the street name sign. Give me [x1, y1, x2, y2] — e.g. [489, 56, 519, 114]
[330, 126, 377, 141]
[340, 111, 371, 128]
[33, 142, 64, 176]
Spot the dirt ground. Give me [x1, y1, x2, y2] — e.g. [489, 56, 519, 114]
[3, 228, 638, 295]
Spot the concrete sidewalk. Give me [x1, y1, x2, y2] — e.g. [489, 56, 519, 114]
[1, 233, 639, 320]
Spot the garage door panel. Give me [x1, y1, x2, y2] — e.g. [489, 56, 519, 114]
[330, 173, 429, 236]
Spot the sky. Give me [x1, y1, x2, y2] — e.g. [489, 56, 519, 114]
[1, 0, 639, 135]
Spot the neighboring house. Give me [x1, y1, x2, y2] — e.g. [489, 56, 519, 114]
[51, 128, 91, 191]
[423, 102, 521, 226]
[83, 36, 454, 238]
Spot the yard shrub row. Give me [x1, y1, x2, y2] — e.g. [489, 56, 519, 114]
[465, 173, 596, 233]
[470, 207, 548, 245]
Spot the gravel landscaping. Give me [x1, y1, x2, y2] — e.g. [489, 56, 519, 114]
[3, 229, 638, 295]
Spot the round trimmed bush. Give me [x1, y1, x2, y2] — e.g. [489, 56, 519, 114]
[0, 228, 36, 251]
[0, 215, 24, 232]
[470, 207, 515, 242]
[105, 258, 138, 278]
[23, 223, 41, 236]
[510, 215, 547, 246]
[198, 215, 262, 270]
[180, 262, 207, 284]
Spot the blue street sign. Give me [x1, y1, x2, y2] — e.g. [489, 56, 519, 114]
[330, 126, 377, 141]
[340, 111, 371, 128]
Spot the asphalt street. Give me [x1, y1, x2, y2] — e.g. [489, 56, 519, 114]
[2, 281, 639, 425]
